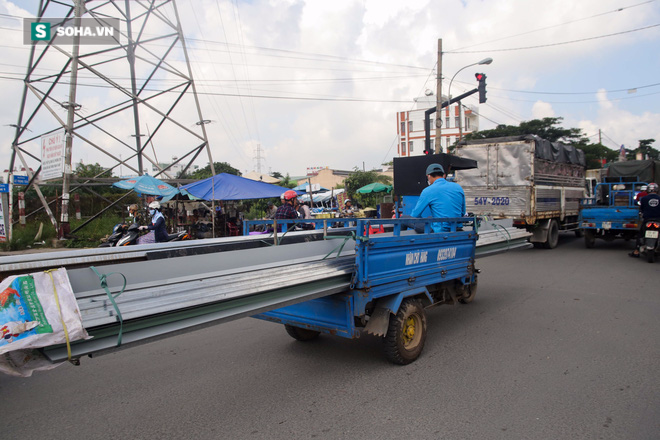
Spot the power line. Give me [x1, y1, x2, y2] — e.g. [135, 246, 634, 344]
[0, 74, 414, 103]
[450, 0, 657, 52]
[446, 23, 660, 54]
[487, 89, 660, 104]
[452, 78, 660, 96]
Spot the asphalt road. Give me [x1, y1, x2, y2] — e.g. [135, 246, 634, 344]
[1, 233, 659, 440]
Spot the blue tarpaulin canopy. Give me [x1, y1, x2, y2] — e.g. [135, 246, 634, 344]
[181, 173, 292, 201]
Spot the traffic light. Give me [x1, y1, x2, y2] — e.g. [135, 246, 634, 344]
[475, 73, 487, 103]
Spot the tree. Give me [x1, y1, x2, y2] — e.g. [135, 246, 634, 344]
[342, 169, 392, 208]
[270, 171, 284, 180]
[626, 139, 659, 160]
[462, 117, 585, 143]
[75, 162, 112, 178]
[183, 162, 241, 179]
[277, 173, 297, 189]
[576, 143, 619, 169]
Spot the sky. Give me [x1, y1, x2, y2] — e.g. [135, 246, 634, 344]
[1, 0, 660, 179]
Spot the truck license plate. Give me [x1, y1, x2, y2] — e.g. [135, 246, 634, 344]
[645, 230, 659, 239]
[602, 222, 611, 230]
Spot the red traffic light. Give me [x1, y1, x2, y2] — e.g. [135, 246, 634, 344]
[475, 73, 485, 81]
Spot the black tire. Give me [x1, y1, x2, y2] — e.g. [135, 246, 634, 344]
[647, 252, 655, 264]
[458, 279, 478, 304]
[384, 298, 427, 365]
[584, 230, 596, 249]
[284, 324, 320, 341]
[543, 219, 559, 249]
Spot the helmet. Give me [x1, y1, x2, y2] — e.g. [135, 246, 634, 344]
[283, 190, 298, 201]
[640, 185, 648, 191]
[344, 199, 352, 205]
[148, 201, 161, 210]
[648, 183, 658, 193]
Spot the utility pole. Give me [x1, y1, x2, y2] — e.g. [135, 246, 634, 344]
[598, 129, 602, 145]
[60, 0, 82, 238]
[435, 38, 442, 154]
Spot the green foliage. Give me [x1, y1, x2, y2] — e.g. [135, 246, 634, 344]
[0, 215, 126, 251]
[574, 142, 619, 169]
[75, 162, 112, 178]
[626, 139, 659, 160]
[66, 215, 126, 247]
[270, 171, 284, 179]
[0, 220, 57, 251]
[462, 117, 585, 143]
[183, 162, 241, 179]
[277, 174, 297, 189]
[342, 170, 392, 208]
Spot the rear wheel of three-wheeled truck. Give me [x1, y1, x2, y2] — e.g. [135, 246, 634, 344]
[284, 324, 320, 341]
[384, 299, 427, 365]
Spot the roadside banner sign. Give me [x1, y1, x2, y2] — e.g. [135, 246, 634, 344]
[12, 175, 28, 185]
[41, 131, 65, 180]
[0, 183, 8, 192]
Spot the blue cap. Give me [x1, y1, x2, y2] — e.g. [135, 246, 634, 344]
[425, 163, 444, 175]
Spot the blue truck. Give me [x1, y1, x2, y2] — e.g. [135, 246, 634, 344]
[253, 217, 480, 364]
[579, 180, 644, 248]
[252, 154, 511, 364]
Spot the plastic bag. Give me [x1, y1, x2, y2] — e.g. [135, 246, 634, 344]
[0, 268, 88, 366]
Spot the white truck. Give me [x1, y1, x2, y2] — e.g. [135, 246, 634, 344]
[454, 135, 586, 249]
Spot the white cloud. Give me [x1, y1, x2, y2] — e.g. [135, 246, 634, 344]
[531, 101, 555, 119]
[2, 0, 660, 180]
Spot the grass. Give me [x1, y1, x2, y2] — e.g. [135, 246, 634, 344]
[0, 214, 126, 251]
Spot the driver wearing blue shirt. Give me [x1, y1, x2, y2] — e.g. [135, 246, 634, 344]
[411, 163, 466, 232]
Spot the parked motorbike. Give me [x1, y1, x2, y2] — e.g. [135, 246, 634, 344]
[641, 219, 660, 263]
[115, 223, 191, 246]
[98, 223, 128, 247]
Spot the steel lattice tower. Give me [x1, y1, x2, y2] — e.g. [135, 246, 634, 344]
[6, 0, 214, 237]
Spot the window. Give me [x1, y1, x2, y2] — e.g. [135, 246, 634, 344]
[455, 117, 460, 128]
[408, 121, 413, 132]
[430, 118, 434, 129]
[446, 117, 450, 128]
[465, 117, 470, 129]
[447, 137, 452, 148]
[409, 141, 413, 152]
[430, 139, 434, 150]
[400, 121, 405, 135]
[401, 142, 406, 155]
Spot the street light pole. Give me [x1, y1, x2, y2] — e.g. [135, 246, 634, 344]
[447, 57, 493, 145]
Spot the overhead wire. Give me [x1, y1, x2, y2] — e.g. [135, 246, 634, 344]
[450, 0, 657, 52]
[446, 23, 660, 54]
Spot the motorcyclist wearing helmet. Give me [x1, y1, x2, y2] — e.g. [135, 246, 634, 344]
[127, 204, 144, 225]
[139, 201, 168, 242]
[342, 199, 356, 217]
[635, 185, 648, 203]
[275, 190, 299, 231]
[630, 183, 660, 257]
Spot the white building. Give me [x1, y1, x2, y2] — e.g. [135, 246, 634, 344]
[396, 94, 479, 157]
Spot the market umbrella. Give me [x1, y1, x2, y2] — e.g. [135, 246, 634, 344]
[356, 182, 392, 194]
[113, 174, 179, 199]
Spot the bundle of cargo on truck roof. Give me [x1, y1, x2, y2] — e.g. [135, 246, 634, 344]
[605, 159, 660, 183]
[457, 134, 586, 167]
